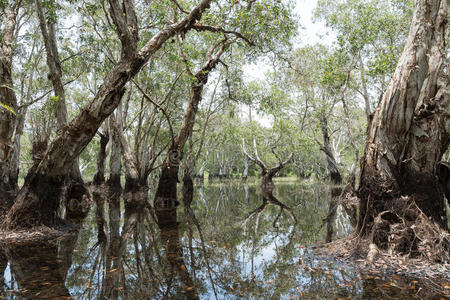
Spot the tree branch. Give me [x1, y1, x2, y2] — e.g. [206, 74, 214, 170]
[193, 24, 254, 46]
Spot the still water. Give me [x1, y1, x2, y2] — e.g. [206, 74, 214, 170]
[1, 179, 448, 299]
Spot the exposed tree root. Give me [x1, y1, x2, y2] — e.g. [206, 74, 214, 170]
[316, 236, 449, 298]
[369, 196, 449, 263]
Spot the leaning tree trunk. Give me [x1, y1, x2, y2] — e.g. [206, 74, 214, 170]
[357, 0, 449, 259]
[154, 41, 229, 225]
[3, 0, 213, 229]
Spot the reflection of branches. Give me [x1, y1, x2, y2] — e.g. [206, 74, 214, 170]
[243, 194, 297, 229]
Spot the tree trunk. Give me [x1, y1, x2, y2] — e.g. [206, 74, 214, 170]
[3, 0, 213, 229]
[242, 156, 249, 181]
[92, 127, 109, 243]
[36, 0, 82, 182]
[319, 116, 342, 185]
[154, 41, 229, 225]
[357, 0, 449, 259]
[0, 4, 20, 220]
[101, 115, 122, 300]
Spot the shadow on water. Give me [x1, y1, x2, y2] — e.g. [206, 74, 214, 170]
[1, 179, 448, 299]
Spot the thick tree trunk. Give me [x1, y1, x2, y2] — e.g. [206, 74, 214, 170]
[0, 4, 20, 220]
[357, 0, 449, 259]
[3, 0, 213, 229]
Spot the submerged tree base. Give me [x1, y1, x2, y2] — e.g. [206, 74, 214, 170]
[0, 224, 79, 247]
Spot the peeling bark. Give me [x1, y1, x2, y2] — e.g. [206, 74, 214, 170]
[319, 116, 342, 185]
[0, 3, 20, 220]
[357, 0, 449, 259]
[36, 0, 82, 182]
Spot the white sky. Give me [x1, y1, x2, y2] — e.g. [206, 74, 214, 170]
[294, 0, 333, 46]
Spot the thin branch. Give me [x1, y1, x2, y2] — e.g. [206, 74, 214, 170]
[193, 24, 254, 46]
[172, 0, 189, 14]
[19, 75, 80, 109]
[132, 80, 175, 145]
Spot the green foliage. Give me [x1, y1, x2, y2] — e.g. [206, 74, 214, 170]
[0, 102, 16, 115]
[315, 0, 412, 80]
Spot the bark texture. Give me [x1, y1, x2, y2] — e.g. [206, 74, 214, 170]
[357, 0, 449, 260]
[319, 116, 342, 185]
[36, 0, 82, 182]
[0, 3, 20, 219]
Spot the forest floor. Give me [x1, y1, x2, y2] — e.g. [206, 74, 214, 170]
[315, 235, 450, 297]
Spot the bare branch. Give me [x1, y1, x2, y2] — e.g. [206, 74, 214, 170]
[132, 80, 175, 145]
[242, 138, 266, 170]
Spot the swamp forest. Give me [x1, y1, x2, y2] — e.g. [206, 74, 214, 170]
[0, 0, 449, 299]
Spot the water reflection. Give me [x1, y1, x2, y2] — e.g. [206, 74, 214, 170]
[1, 180, 448, 299]
[3, 236, 76, 299]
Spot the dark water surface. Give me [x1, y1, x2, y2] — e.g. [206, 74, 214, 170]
[1, 179, 448, 299]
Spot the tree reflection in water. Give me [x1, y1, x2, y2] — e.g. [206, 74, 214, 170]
[3, 236, 76, 299]
[0, 181, 448, 299]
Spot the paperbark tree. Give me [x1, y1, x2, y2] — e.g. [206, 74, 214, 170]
[154, 38, 231, 225]
[36, 0, 82, 183]
[4, 0, 214, 229]
[243, 138, 293, 191]
[318, 115, 342, 185]
[357, 0, 449, 260]
[0, 2, 21, 219]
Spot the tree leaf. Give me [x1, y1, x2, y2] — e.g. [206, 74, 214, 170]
[0, 102, 16, 115]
